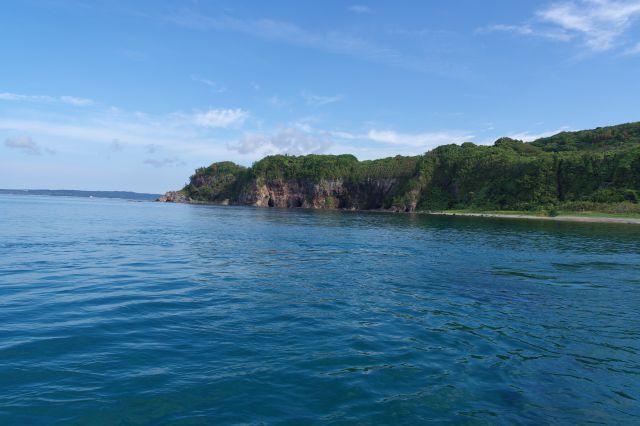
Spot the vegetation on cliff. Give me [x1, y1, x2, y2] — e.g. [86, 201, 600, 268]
[178, 122, 640, 214]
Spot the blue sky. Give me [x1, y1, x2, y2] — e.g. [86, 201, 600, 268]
[2, 0, 640, 193]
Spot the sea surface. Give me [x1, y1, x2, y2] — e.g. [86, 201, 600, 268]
[1, 194, 639, 425]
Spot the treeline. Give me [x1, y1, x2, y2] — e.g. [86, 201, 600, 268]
[182, 121, 640, 213]
[415, 140, 640, 211]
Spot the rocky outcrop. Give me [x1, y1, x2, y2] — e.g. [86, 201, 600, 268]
[238, 179, 347, 209]
[157, 191, 190, 203]
[234, 177, 417, 211]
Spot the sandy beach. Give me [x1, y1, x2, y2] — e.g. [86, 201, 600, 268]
[430, 211, 640, 225]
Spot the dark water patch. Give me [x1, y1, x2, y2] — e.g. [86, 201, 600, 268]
[552, 260, 635, 271]
[492, 268, 556, 281]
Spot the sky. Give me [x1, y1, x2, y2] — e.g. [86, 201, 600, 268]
[1, 0, 640, 193]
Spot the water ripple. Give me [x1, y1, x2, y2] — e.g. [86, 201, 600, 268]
[1, 195, 639, 424]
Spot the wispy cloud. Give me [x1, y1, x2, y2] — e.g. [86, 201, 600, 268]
[0, 92, 52, 102]
[0, 92, 95, 106]
[239, 125, 479, 158]
[367, 129, 474, 149]
[478, 24, 572, 41]
[481, 0, 640, 53]
[117, 48, 147, 61]
[163, 9, 477, 77]
[349, 5, 372, 14]
[192, 108, 249, 128]
[60, 96, 95, 106]
[0, 108, 230, 157]
[190, 75, 227, 93]
[623, 40, 640, 54]
[0, 88, 479, 164]
[302, 92, 344, 106]
[267, 95, 289, 108]
[507, 126, 571, 142]
[143, 157, 185, 168]
[168, 11, 403, 67]
[538, 0, 640, 51]
[4, 136, 55, 155]
[228, 127, 333, 156]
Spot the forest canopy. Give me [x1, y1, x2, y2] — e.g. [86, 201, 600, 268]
[182, 122, 640, 213]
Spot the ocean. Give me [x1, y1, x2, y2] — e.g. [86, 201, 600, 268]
[1, 194, 639, 424]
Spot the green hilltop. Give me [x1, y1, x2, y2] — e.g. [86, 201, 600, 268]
[178, 121, 640, 215]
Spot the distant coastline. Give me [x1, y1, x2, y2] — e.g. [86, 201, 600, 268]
[0, 189, 161, 201]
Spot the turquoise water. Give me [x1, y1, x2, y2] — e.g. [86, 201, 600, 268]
[1, 194, 639, 424]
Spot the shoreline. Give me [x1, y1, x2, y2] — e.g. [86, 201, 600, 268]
[428, 211, 640, 225]
[159, 197, 640, 225]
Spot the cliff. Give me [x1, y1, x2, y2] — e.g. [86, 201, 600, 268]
[238, 177, 412, 210]
[160, 122, 640, 214]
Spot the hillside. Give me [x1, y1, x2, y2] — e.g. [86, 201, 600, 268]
[162, 122, 640, 214]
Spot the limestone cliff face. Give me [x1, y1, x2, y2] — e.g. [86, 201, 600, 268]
[236, 178, 415, 211]
[159, 175, 421, 212]
[239, 179, 345, 209]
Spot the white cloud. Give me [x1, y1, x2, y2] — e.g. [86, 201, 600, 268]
[367, 129, 474, 149]
[60, 96, 94, 106]
[0, 92, 53, 102]
[0, 92, 94, 106]
[0, 101, 263, 166]
[507, 127, 571, 142]
[228, 127, 333, 156]
[303, 92, 344, 106]
[328, 130, 359, 140]
[478, 24, 572, 41]
[349, 5, 372, 14]
[0, 118, 166, 148]
[4, 136, 50, 155]
[0, 110, 220, 155]
[192, 108, 249, 128]
[483, 0, 640, 53]
[538, 0, 640, 51]
[0, 90, 482, 167]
